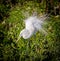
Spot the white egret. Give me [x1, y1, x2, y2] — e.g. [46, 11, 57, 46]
[17, 14, 48, 41]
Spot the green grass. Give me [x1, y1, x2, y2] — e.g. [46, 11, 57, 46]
[1, 1, 60, 61]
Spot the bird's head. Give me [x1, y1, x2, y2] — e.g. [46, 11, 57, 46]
[20, 29, 30, 39]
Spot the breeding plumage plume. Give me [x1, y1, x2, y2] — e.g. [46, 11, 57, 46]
[17, 14, 48, 41]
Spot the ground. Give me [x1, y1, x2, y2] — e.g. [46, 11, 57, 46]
[0, 1, 60, 61]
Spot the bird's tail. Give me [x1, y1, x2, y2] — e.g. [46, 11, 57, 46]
[39, 14, 50, 21]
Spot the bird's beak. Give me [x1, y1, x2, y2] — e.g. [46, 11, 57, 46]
[16, 34, 22, 43]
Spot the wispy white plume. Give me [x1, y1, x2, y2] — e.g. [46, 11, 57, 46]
[17, 14, 48, 41]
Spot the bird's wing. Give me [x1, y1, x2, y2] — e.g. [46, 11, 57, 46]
[30, 16, 44, 30]
[24, 16, 36, 29]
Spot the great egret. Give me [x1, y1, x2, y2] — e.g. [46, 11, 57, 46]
[17, 14, 48, 40]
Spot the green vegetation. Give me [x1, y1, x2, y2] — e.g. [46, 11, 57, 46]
[0, 0, 60, 61]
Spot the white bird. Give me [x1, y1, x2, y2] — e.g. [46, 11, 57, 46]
[17, 14, 48, 40]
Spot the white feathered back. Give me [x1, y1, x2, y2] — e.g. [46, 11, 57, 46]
[17, 14, 48, 41]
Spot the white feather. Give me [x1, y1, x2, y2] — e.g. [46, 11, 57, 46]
[17, 14, 48, 40]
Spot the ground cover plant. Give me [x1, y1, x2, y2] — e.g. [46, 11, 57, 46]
[0, 0, 60, 61]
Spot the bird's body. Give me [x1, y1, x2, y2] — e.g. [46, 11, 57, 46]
[18, 14, 48, 40]
[25, 16, 43, 30]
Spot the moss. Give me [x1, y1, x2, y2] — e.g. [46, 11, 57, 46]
[0, 1, 60, 61]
